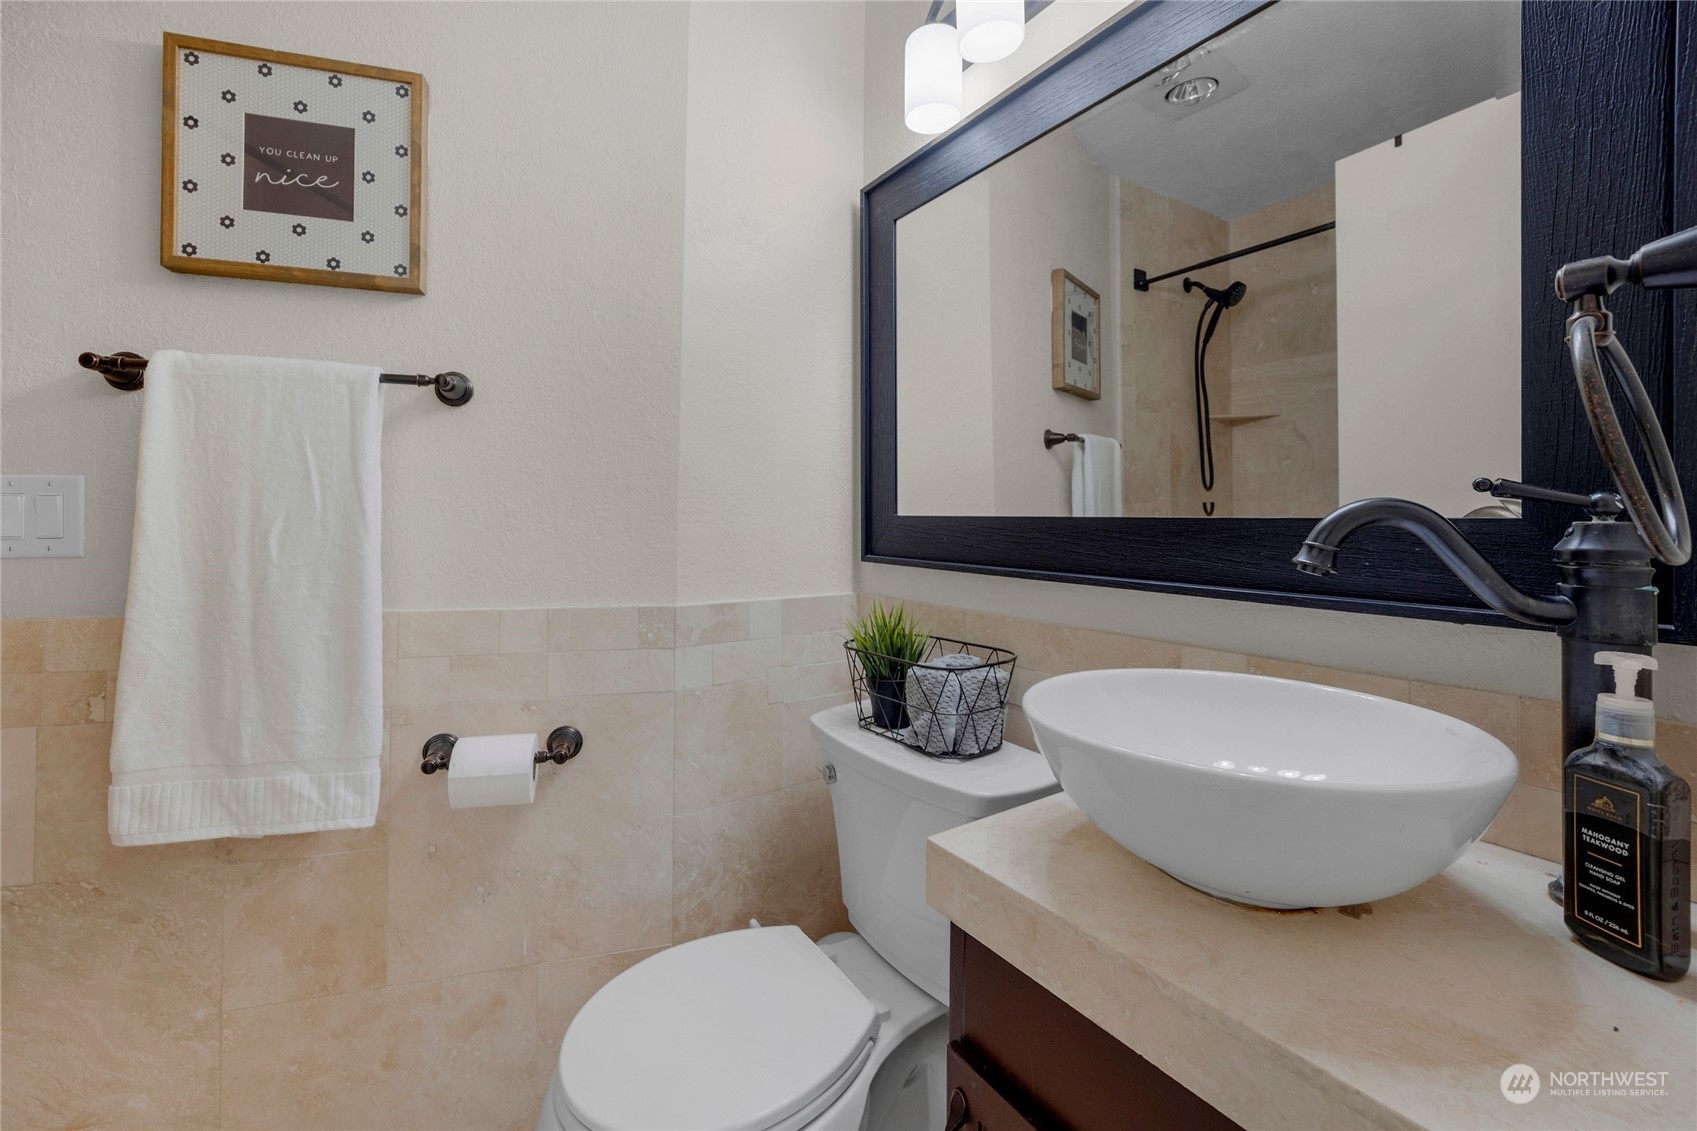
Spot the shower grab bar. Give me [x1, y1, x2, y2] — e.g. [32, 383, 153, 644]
[77, 351, 474, 407]
[1132, 221, 1336, 292]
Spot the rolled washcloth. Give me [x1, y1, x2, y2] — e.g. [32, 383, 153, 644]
[906, 652, 1008, 757]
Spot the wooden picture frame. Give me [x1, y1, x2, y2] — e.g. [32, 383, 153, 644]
[1051, 268, 1101, 399]
[160, 33, 428, 294]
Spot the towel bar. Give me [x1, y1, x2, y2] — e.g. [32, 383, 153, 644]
[419, 726, 584, 774]
[1044, 429, 1084, 449]
[78, 351, 474, 407]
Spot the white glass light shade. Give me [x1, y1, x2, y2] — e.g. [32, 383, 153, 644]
[904, 24, 962, 135]
[957, 0, 1025, 64]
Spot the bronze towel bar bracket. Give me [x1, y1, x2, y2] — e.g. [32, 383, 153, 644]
[419, 726, 585, 775]
[77, 351, 474, 407]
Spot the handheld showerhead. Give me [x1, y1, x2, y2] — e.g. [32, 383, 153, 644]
[1183, 278, 1247, 307]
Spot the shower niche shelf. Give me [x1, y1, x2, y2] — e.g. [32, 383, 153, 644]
[1208, 413, 1280, 425]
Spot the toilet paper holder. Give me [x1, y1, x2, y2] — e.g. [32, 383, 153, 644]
[419, 726, 584, 774]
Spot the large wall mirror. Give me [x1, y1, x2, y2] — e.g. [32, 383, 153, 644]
[863, 0, 1695, 640]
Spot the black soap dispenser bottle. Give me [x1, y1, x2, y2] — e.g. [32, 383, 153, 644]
[1563, 651, 1690, 980]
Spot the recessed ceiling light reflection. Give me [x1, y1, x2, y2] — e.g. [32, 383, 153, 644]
[1212, 760, 1237, 769]
[1276, 769, 1301, 779]
[1302, 773, 1328, 781]
[1248, 765, 1269, 774]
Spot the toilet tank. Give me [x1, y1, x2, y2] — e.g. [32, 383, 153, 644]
[811, 704, 1058, 1003]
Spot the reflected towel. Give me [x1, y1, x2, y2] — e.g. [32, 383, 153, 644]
[108, 351, 384, 845]
[1070, 434, 1122, 518]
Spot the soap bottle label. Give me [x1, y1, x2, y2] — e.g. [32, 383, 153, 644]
[1570, 773, 1646, 949]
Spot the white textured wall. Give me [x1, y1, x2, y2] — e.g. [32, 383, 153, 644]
[2, 1, 687, 617]
[857, 0, 1697, 716]
[674, 0, 863, 603]
[896, 178, 997, 515]
[2, 1, 866, 618]
[1336, 93, 1522, 516]
[986, 126, 1114, 517]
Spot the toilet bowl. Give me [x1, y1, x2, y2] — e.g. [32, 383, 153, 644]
[538, 703, 1058, 1131]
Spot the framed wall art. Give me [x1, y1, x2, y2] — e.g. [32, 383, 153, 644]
[160, 33, 427, 294]
[1051, 268, 1100, 399]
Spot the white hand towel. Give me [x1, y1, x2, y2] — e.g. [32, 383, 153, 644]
[1070, 433, 1123, 518]
[109, 351, 383, 845]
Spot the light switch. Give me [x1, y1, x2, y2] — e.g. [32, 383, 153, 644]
[1, 476, 83, 558]
[34, 494, 63, 538]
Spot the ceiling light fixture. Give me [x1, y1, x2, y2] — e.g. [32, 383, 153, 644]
[1164, 76, 1220, 106]
[905, 23, 962, 135]
[957, 0, 1026, 64]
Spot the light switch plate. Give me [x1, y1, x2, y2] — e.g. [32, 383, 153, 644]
[1, 475, 84, 558]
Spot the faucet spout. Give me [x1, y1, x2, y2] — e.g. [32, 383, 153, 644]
[1295, 498, 1577, 628]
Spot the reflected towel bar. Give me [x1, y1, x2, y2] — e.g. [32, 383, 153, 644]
[1044, 429, 1083, 449]
[77, 351, 474, 407]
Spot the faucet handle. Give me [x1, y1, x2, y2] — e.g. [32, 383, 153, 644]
[1472, 477, 1624, 519]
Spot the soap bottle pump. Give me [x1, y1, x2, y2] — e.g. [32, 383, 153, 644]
[1563, 651, 1690, 980]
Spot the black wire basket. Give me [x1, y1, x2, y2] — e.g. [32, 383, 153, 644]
[845, 635, 1016, 760]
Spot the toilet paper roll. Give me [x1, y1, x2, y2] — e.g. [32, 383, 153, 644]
[447, 732, 539, 809]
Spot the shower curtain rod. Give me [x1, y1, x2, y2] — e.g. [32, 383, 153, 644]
[1132, 221, 1336, 292]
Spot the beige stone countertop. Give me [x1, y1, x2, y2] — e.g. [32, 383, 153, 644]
[926, 793, 1697, 1131]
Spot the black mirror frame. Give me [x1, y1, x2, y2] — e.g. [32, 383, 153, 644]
[861, 0, 1695, 643]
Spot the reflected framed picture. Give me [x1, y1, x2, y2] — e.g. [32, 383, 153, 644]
[160, 33, 427, 294]
[1051, 269, 1100, 399]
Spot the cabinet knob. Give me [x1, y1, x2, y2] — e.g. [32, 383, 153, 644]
[945, 1086, 970, 1131]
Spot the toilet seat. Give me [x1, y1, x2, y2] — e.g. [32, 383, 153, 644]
[558, 926, 881, 1131]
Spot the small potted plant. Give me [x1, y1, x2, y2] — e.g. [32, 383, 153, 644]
[847, 602, 929, 730]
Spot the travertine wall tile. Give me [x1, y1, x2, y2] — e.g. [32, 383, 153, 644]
[1517, 697, 1564, 790]
[1410, 681, 1519, 749]
[674, 601, 750, 647]
[450, 652, 549, 702]
[1482, 781, 1561, 863]
[1, 671, 40, 727]
[676, 680, 782, 814]
[712, 637, 782, 685]
[672, 780, 849, 944]
[1179, 646, 1249, 673]
[1246, 656, 1411, 701]
[221, 965, 538, 1131]
[397, 611, 500, 658]
[42, 617, 123, 673]
[781, 594, 857, 636]
[498, 609, 549, 654]
[2, 727, 37, 886]
[591, 649, 674, 694]
[2, 863, 222, 1129]
[673, 644, 713, 691]
[547, 651, 595, 698]
[385, 656, 450, 708]
[550, 607, 643, 651]
[535, 947, 665, 1094]
[37, 669, 109, 726]
[1, 619, 44, 673]
[223, 849, 389, 1010]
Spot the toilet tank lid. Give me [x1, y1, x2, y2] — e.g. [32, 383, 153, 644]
[810, 703, 1057, 818]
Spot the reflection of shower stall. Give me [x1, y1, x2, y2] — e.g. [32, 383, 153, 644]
[1133, 204, 1330, 512]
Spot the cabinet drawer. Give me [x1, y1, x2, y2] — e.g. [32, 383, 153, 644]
[947, 1041, 1043, 1131]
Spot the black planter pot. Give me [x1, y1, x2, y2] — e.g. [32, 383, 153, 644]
[869, 677, 910, 730]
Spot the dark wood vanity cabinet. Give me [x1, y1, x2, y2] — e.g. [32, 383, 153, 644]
[945, 926, 1241, 1131]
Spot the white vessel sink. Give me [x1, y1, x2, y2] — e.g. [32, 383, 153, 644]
[1022, 669, 1518, 908]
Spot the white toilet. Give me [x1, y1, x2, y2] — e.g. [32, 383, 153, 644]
[539, 702, 1058, 1131]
